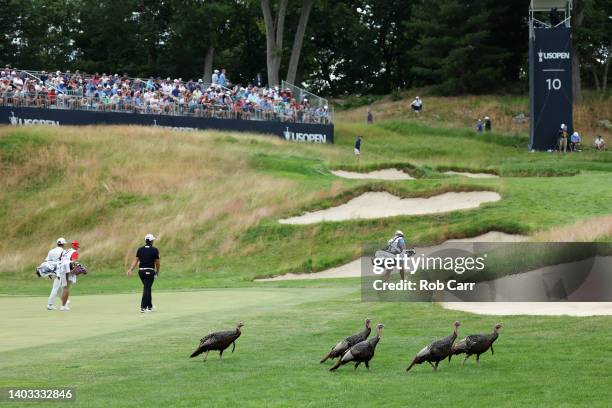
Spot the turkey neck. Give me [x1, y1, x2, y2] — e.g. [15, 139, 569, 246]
[489, 330, 499, 341]
[369, 335, 380, 347]
[370, 327, 383, 346]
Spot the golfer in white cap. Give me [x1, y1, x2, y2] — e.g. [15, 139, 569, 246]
[126, 234, 160, 313]
[46, 237, 66, 310]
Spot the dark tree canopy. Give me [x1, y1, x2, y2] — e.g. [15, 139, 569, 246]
[0, 0, 607, 96]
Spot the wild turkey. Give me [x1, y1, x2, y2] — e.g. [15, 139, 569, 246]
[329, 323, 384, 371]
[450, 323, 502, 365]
[320, 318, 371, 363]
[190, 322, 244, 361]
[406, 321, 460, 372]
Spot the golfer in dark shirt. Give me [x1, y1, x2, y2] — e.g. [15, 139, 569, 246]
[126, 233, 160, 313]
[354, 136, 362, 161]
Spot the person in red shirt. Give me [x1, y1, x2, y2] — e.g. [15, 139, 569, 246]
[58, 240, 80, 311]
[47, 88, 56, 106]
[69, 240, 79, 262]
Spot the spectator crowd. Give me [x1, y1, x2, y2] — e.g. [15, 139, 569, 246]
[0, 67, 331, 124]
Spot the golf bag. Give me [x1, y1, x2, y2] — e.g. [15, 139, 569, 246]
[36, 261, 58, 279]
[71, 262, 88, 276]
[372, 248, 416, 265]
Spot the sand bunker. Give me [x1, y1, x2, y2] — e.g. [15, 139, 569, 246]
[257, 231, 525, 282]
[279, 191, 501, 225]
[444, 171, 499, 179]
[331, 169, 414, 180]
[440, 302, 612, 316]
[439, 256, 612, 316]
[257, 259, 362, 282]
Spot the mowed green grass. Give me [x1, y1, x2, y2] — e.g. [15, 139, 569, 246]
[1, 289, 611, 408]
[1, 112, 612, 407]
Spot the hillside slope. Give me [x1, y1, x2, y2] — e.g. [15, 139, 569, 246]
[336, 91, 612, 144]
[1, 121, 611, 294]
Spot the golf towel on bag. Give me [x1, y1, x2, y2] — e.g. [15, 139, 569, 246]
[36, 261, 58, 279]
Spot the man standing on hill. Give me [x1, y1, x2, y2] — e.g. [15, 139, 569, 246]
[354, 136, 362, 161]
[558, 123, 569, 153]
[484, 116, 492, 132]
[476, 118, 484, 133]
[127, 234, 160, 313]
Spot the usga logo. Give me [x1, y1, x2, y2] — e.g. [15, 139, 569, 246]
[538, 49, 570, 62]
[283, 127, 327, 143]
[9, 112, 59, 126]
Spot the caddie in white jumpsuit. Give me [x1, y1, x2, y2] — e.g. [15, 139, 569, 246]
[46, 238, 66, 310]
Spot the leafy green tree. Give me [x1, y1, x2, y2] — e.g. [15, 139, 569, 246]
[74, 0, 142, 74]
[576, 0, 612, 91]
[411, 0, 513, 94]
[1, 0, 79, 70]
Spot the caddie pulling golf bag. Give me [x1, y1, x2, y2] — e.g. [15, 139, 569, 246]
[36, 261, 59, 279]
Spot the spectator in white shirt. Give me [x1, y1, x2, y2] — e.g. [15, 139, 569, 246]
[411, 96, 422, 113]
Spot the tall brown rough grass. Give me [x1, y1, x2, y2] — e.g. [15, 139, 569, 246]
[0, 125, 323, 273]
[533, 216, 612, 242]
[338, 92, 612, 144]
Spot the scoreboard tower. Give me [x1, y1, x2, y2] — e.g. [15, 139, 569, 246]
[529, 0, 573, 151]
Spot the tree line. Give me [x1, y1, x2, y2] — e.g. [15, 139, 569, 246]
[0, 0, 609, 97]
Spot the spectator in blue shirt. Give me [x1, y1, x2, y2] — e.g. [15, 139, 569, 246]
[218, 69, 227, 87]
[476, 118, 483, 133]
[570, 131, 582, 151]
[56, 82, 67, 94]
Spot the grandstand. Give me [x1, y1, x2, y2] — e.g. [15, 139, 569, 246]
[0, 67, 332, 124]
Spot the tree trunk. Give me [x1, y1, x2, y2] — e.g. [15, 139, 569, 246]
[571, 0, 584, 103]
[147, 44, 157, 67]
[261, 0, 288, 87]
[286, 0, 314, 85]
[592, 65, 601, 91]
[603, 50, 610, 92]
[203, 45, 214, 83]
[261, 0, 276, 87]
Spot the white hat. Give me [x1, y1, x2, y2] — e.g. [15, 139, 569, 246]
[57, 237, 67, 245]
[145, 233, 156, 241]
[214, 69, 219, 73]
[395, 230, 404, 237]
